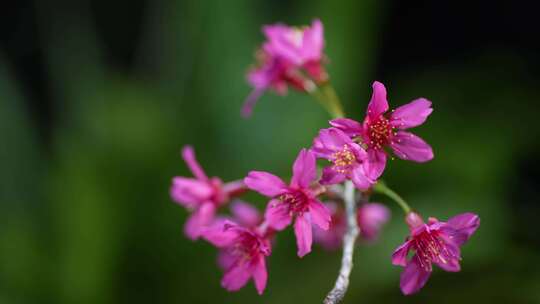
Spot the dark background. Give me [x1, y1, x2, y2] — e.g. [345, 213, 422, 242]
[1, 0, 539, 303]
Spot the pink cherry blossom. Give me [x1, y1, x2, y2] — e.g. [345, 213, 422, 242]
[330, 81, 434, 172]
[242, 20, 327, 117]
[313, 202, 345, 250]
[314, 202, 390, 250]
[203, 220, 271, 295]
[170, 146, 245, 240]
[311, 128, 382, 190]
[392, 212, 480, 295]
[244, 149, 331, 257]
[358, 203, 391, 241]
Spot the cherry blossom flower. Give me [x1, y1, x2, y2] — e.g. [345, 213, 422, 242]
[242, 19, 327, 117]
[244, 149, 330, 257]
[330, 81, 434, 173]
[392, 212, 480, 295]
[170, 146, 245, 240]
[312, 128, 382, 190]
[314, 202, 390, 250]
[203, 220, 271, 294]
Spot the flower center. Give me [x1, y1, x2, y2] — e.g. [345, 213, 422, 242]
[279, 190, 309, 215]
[331, 145, 357, 174]
[414, 231, 458, 271]
[368, 116, 394, 149]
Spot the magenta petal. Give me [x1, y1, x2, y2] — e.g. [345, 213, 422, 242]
[358, 203, 390, 240]
[400, 256, 432, 295]
[390, 131, 434, 162]
[184, 203, 216, 240]
[291, 149, 317, 189]
[181, 146, 208, 181]
[242, 88, 265, 118]
[390, 98, 433, 129]
[329, 118, 363, 137]
[294, 213, 313, 257]
[170, 177, 212, 207]
[436, 257, 461, 272]
[320, 167, 347, 185]
[222, 180, 246, 197]
[221, 262, 251, 292]
[301, 19, 324, 61]
[264, 199, 292, 230]
[217, 250, 236, 270]
[244, 171, 288, 197]
[446, 213, 480, 246]
[392, 240, 412, 266]
[311, 128, 352, 158]
[252, 256, 268, 295]
[367, 81, 389, 119]
[364, 149, 387, 181]
[230, 200, 261, 228]
[309, 200, 331, 230]
[350, 166, 374, 191]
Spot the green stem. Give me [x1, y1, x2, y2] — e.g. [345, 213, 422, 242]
[310, 83, 345, 119]
[373, 181, 411, 214]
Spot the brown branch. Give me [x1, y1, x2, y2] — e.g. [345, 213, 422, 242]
[323, 181, 359, 304]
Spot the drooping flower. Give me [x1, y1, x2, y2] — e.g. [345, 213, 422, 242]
[330, 81, 434, 173]
[313, 202, 345, 250]
[392, 212, 480, 295]
[358, 203, 391, 241]
[312, 128, 382, 190]
[242, 19, 327, 117]
[170, 146, 245, 240]
[203, 220, 271, 295]
[244, 149, 331, 257]
[313, 202, 390, 250]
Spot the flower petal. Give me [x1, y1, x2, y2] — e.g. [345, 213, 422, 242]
[358, 203, 390, 241]
[301, 19, 324, 61]
[364, 149, 387, 181]
[294, 213, 313, 257]
[309, 199, 331, 230]
[311, 128, 352, 159]
[367, 81, 389, 119]
[181, 146, 208, 181]
[390, 131, 434, 162]
[222, 180, 246, 198]
[329, 118, 363, 137]
[230, 200, 261, 228]
[170, 177, 212, 207]
[184, 202, 216, 240]
[252, 256, 268, 295]
[221, 261, 252, 292]
[242, 88, 265, 118]
[291, 149, 317, 188]
[244, 171, 288, 197]
[350, 166, 374, 191]
[392, 240, 412, 266]
[217, 250, 237, 270]
[320, 166, 347, 185]
[400, 255, 432, 295]
[264, 199, 292, 230]
[446, 213, 480, 246]
[390, 98, 433, 129]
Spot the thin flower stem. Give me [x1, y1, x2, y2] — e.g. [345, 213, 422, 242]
[323, 181, 359, 304]
[310, 83, 345, 119]
[321, 84, 345, 118]
[373, 181, 412, 214]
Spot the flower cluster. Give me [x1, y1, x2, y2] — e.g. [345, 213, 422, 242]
[170, 19, 480, 298]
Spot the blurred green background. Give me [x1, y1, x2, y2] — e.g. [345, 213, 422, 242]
[1, 0, 540, 303]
